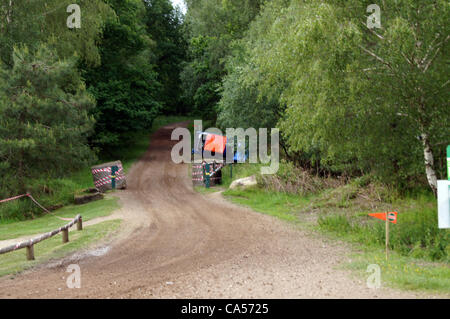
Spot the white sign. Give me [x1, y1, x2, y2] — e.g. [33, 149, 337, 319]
[437, 180, 450, 229]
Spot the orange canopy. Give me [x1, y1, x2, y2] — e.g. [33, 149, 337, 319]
[203, 134, 227, 154]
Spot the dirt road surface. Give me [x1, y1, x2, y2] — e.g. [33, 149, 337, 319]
[0, 123, 437, 298]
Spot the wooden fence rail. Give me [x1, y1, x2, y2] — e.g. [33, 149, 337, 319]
[0, 214, 82, 260]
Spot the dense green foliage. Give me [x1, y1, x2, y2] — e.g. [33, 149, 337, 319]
[181, 0, 264, 118]
[84, 0, 186, 151]
[189, 0, 449, 274]
[84, 0, 162, 150]
[0, 45, 96, 195]
[0, 0, 113, 67]
[0, 0, 185, 201]
[145, 0, 187, 114]
[186, 0, 449, 192]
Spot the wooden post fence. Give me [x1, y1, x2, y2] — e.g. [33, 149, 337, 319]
[0, 214, 82, 261]
[77, 216, 83, 231]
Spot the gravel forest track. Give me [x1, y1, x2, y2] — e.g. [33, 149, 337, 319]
[0, 123, 437, 298]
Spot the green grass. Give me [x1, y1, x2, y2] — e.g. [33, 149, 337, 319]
[196, 163, 308, 222]
[0, 219, 122, 277]
[225, 186, 450, 293]
[194, 186, 226, 194]
[346, 250, 450, 293]
[316, 192, 450, 263]
[0, 197, 119, 240]
[214, 163, 450, 293]
[223, 187, 307, 222]
[316, 206, 450, 293]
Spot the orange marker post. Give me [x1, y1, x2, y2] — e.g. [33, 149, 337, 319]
[385, 213, 389, 260]
[368, 212, 398, 260]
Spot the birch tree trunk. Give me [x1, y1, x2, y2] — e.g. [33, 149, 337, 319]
[421, 132, 438, 196]
[0, 1, 9, 31]
[6, 0, 11, 23]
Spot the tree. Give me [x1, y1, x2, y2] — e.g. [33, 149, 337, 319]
[0, 44, 96, 195]
[144, 0, 187, 114]
[0, 0, 113, 67]
[216, 0, 449, 193]
[241, 0, 449, 193]
[351, 0, 450, 194]
[84, 0, 162, 150]
[217, 0, 289, 130]
[181, 0, 264, 118]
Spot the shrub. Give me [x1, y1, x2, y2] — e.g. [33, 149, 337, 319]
[258, 160, 330, 195]
[0, 178, 84, 222]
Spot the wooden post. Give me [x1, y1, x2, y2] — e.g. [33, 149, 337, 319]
[385, 213, 389, 261]
[77, 217, 83, 231]
[26, 245, 35, 261]
[62, 229, 69, 243]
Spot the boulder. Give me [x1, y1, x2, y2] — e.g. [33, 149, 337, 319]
[229, 175, 257, 189]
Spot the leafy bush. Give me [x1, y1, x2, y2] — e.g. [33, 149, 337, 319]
[0, 178, 84, 223]
[258, 160, 334, 195]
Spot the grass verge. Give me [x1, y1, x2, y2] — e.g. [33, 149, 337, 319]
[0, 197, 119, 240]
[213, 163, 450, 294]
[346, 249, 450, 293]
[0, 219, 122, 277]
[223, 187, 306, 222]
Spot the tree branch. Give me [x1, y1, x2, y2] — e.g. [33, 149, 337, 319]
[359, 45, 392, 70]
[361, 21, 385, 40]
[420, 35, 449, 71]
[423, 47, 441, 73]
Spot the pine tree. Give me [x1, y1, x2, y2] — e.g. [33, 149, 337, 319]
[0, 44, 96, 194]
